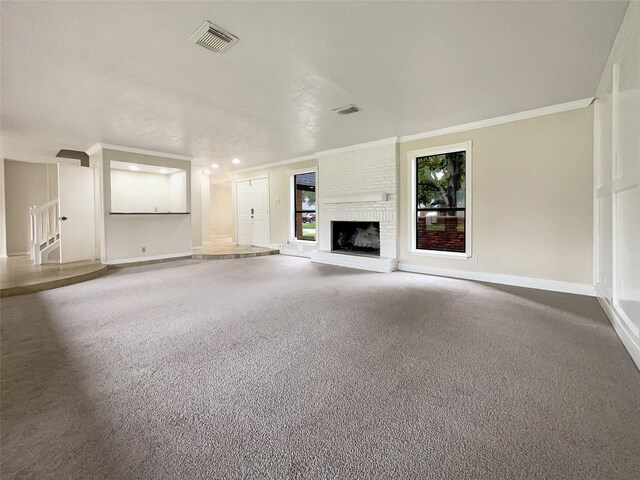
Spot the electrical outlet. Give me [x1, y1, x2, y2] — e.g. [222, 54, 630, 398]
[142, 247, 146, 253]
[275, 198, 281, 205]
[469, 255, 478, 262]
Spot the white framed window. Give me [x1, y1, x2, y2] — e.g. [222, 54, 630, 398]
[289, 167, 318, 243]
[409, 141, 472, 258]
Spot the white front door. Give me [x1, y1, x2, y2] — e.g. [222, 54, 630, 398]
[236, 180, 252, 246]
[250, 178, 268, 247]
[235, 178, 269, 247]
[58, 163, 96, 263]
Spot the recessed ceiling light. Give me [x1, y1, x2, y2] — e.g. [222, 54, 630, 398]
[129, 165, 140, 171]
[159, 168, 169, 174]
[211, 163, 219, 169]
[232, 158, 240, 164]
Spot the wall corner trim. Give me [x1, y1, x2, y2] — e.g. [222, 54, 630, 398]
[398, 97, 594, 143]
[397, 262, 596, 296]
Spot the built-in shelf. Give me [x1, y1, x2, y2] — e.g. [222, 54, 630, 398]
[109, 212, 190, 215]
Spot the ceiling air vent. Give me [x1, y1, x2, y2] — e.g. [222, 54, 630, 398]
[333, 104, 361, 115]
[190, 21, 238, 54]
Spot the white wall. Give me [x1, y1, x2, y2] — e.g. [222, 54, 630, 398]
[398, 106, 594, 293]
[210, 183, 233, 236]
[594, 2, 640, 369]
[232, 159, 318, 250]
[200, 173, 210, 244]
[3, 160, 57, 255]
[190, 170, 203, 247]
[111, 169, 187, 213]
[169, 171, 188, 213]
[111, 170, 171, 213]
[97, 148, 192, 264]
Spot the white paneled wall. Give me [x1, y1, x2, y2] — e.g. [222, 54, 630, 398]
[594, 2, 640, 368]
[318, 139, 397, 259]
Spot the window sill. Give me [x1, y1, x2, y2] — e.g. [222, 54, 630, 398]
[409, 249, 470, 260]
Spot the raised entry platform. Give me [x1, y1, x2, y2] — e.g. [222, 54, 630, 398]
[1, 237, 279, 297]
[0, 255, 107, 297]
[192, 236, 279, 260]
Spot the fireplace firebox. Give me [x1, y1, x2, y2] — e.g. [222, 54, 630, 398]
[331, 221, 380, 256]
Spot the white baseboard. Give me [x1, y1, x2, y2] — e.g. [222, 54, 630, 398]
[597, 297, 640, 371]
[105, 252, 193, 266]
[397, 263, 595, 296]
[280, 248, 313, 258]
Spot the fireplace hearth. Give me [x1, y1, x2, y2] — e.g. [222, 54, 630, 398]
[331, 221, 381, 256]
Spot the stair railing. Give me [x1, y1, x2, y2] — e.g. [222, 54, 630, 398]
[29, 199, 60, 264]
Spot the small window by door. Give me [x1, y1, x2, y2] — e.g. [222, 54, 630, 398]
[292, 172, 316, 242]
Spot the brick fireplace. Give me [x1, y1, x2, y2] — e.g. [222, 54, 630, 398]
[310, 139, 398, 273]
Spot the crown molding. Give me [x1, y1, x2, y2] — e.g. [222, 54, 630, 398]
[232, 154, 317, 175]
[231, 136, 399, 174]
[85, 143, 102, 155]
[85, 143, 192, 161]
[398, 97, 594, 143]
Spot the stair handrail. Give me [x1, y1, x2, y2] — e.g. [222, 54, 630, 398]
[29, 199, 60, 264]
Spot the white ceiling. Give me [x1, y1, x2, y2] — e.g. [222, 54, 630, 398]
[0, 1, 628, 174]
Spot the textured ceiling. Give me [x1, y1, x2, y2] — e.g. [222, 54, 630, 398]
[0, 1, 629, 173]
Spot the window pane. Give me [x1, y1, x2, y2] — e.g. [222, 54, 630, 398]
[417, 152, 465, 209]
[416, 150, 466, 253]
[294, 172, 316, 241]
[295, 212, 316, 241]
[416, 210, 465, 253]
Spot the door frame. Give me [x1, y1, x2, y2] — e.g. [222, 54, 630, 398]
[233, 175, 270, 247]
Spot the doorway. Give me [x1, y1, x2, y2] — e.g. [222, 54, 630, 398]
[58, 163, 96, 263]
[236, 177, 269, 247]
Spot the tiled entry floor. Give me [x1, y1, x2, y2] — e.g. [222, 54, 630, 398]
[192, 236, 279, 259]
[0, 255, 107, 297]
